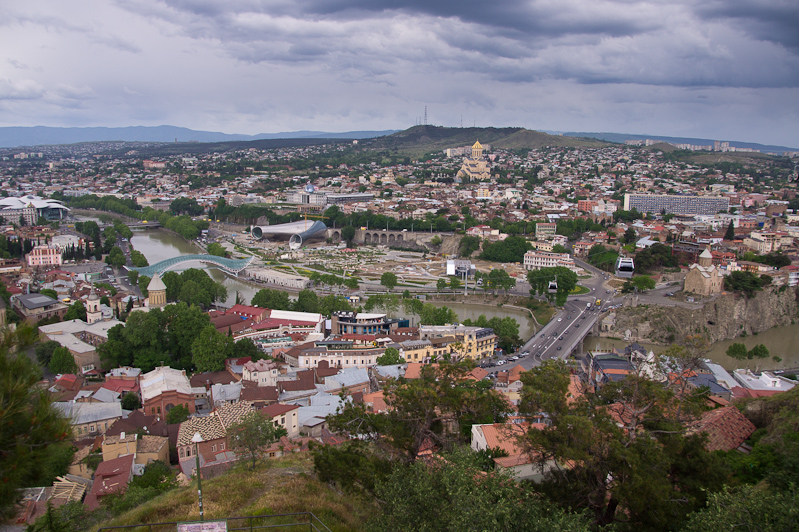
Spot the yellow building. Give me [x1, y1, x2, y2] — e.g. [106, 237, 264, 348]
[457, 140, 491, 181]
[102, 432, 170, 466]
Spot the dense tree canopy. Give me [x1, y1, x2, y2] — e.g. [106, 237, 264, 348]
[480, 235, 532, 263]
[0, 327, 74, 521]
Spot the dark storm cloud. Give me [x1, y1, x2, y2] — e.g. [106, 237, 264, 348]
[696, 0, 799, 52]
[119, 0, 799, 89]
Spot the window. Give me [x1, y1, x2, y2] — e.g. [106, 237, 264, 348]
[280, 417, 285, 425]
[89, 425, 96, 432]
[220, 442, 225, 450]
[180, 448, 185, 458]
[212, 444, 217, 452]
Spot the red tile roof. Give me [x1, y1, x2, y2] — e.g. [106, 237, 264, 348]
[688, 406, 756, 452]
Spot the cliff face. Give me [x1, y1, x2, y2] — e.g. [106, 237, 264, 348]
[611, 287, 799, 345]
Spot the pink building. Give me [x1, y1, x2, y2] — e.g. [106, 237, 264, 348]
[26, 245, 62, 268]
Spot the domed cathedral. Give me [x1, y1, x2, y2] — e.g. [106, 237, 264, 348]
[457, 140, 492, 181]
[147, 272, 167, 308]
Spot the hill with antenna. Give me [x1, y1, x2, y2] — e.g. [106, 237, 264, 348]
[362, 126, 609, 155]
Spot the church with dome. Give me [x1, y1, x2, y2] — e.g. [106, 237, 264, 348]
[457, 141, 492, 181]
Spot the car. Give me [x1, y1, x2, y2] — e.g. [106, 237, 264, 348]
[582, 315, 586, 319]
[557, 346, 562, 350]
[558, 318, 563, 322]
[559, 336, 564, 340]
[496, 360, 506, 365]
[575, 323, 580, 327]
[606, 289, 610, 293]
[510, 356, 519, 361]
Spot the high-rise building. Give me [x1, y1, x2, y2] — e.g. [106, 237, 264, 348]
[623, 194, 729, 215]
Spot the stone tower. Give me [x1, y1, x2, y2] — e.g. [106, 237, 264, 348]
[698, 248, 713, 268]
[86, 286, 102, 324]
[147, 272, 167, 308]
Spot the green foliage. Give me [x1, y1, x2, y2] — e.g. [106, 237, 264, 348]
[293, 289, 319, 313]
[159, 268, 227, 308]
[449, 276, 461, 291]
[170, 197, 204, 216]
[49, 346, 78, 374]
[458, 235, 481, 258]
[419, 304, 458, 325]
[634, 243, 678, 272]
[437, 278, 447, 292]
[340, 225, 356, 246]
[98, 303, 211, 371]
[377, 347, 403, 365]
[251, 288, 292, 310]
[724, 220, 735, 240]
[367, 449, 591, 532]
[64, 301, 87, 322]
[165, 404, 189, 425]
[0, 327, 74, 521]
[313, 441, 393, 496]
[621, 275, 656, 293]
[462, 314, 520, 352]
[724, 271, 770, 296]
[192, 325, 235, 372]
[318, 294, 355, 316]
[683, 485, 799, 532]
[586, 243, 619, 273]
[129, 249, 149, 267]
[105, 245, 126, 268]
[206, 242, 228, 257]
[726, 342, 748, 361]
[228, 410, 287, 469]
[232, 337, 263, 361]
[528, 266, 577, 306]
[479, 235, 532, 263]
[520, 359, 727, 530]
[35, 340, 61, 366]
[752, 252, 791, 269]
[429, 235, 442, 247]
[380, 272, 398, 291]
[120, 392, 141, 410]
[39, 288, 59, 300]
[330, 362, 511, 460]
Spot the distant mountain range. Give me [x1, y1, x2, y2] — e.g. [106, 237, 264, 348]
[557, 132, 798, 154]
[0, 126, 399, 148]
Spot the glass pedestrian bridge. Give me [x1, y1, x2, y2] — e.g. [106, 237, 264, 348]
[127, 254, 254, 277]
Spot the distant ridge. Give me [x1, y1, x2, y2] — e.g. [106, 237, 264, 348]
[560, 132, 798, 154]
[0, 125, 398, 148]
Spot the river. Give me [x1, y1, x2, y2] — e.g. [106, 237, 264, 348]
[127, 229, 261, 306]
[585, 323, 799, 372]
[75, 219, 799, 369]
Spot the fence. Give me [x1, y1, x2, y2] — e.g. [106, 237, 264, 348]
[97, 512, 332, 532]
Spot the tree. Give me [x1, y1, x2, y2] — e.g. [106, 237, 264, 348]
[232, 337, 262, 361]
[228, 410, 287, 470]
[166, 404, 189, 425]
[293, 289, 319, 313]
[377, 347, 403, 365]
[683, 485, 799, 532]
[449, 276, 461, 291]
[380, 272, 398, 292]
[40, 288, 59, 300]
[368, 449, 591, 532]
[63, 301, 87, 322]
[251, 288, 291, 310]
[622, 275, 657, 293]
[726, 342, 748, 361]
[341, 225, 356, 246]
[436, 278, 447, 292]
[129, 249, 149, 267]
[519, 359, 726, 530]
[0, 327, 73, 521]
[206, 242, 228, 257]
[49, 346, 78, 374]
[105, 246, 126, 269]
[724, 220, 735, 240]
[330, 362, 511, 461]
[552, 244, 569, 254]
[121, 392, 141, 411]
[35, 340, 61, 366]
[419, 304, 458, 326]
[191, 325, 234, 372]
[429, 235, 442, 247]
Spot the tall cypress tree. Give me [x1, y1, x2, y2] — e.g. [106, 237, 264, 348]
[724, 220, 735, 240]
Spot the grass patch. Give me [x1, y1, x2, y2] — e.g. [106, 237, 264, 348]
[570, 285, 591, 295]
[89, 454, 371, 532]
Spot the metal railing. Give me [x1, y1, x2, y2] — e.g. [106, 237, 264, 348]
[97, 512, 333, 532]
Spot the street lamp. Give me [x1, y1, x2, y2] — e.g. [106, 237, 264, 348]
[191, 432, 204, 521]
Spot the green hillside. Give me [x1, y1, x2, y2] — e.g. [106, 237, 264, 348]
[362, 125, 610, 156]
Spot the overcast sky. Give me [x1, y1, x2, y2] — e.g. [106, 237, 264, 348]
[1, 0, 798, 146]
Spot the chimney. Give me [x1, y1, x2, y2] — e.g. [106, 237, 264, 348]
[121, 431, 125, 440]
